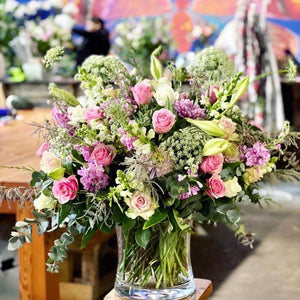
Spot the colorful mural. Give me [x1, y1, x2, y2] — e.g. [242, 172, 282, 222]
[17, 0, 300, 61]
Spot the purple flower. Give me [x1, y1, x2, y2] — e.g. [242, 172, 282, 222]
[118, 128, 137, 151]
[178, 186, 201, 200]
[174, 99, 206, 119]
[51, 104, 70, 129]
[241, 142, 270, 167]
[76, 145, 93, 162]
[77, 162, 109, 192]
[51, 103, 75, 135]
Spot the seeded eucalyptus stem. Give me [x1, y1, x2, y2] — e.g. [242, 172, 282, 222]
[119, 223, 190, 288]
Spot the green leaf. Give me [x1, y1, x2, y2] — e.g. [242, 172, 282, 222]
[32, 171, 42, 183]
[111, 206, 124, 223]
[71, 149, 85, 163]
[58, 202, 72, 225]
[172, 209, 190, 231]
[40, 179, 54, 192]
[192, 212, 207, 223]
[143, 208, 168, 229]
[37, 221, 49, 235]
[59, 232, 74, 245]
[8, 235, 25, 251]
[226, 210, 241, 225]
[162, 197, 176, 206]
[81, 227, 98, 248]
[122, 217, 136, 231]
[216, 204, 235, 214]
[62, 157, 73, 175]
[135, 228, 151, 249]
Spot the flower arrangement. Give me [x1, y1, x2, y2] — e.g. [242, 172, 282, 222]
[24, 17, 74, 57]
[7, 47, 299, 298]
[113, 17, 176, 77]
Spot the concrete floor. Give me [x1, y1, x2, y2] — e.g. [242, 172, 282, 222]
[0, 183, 299, 300]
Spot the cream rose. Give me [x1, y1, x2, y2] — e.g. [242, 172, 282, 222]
[40, 151, 62, 174]
[34, 193, 57, 211]
[224, 177, 242, 198]
[125, 191, 158, 220]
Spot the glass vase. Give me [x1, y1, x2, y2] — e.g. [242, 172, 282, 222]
[114, 223, 195, 299]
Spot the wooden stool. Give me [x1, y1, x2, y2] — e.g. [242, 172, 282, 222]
[59, 231, 115, 300]
[104, 278, 213, 300]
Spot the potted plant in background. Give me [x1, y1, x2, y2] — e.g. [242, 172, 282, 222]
[5, 46, 299, 299]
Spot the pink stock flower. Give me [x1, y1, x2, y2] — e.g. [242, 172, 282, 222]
[91, 143, 116, 166]
[131, 81, 153, 105]
[36, 142, 50, 157]
[199, 154, 224, 174]
[206, 174, 226, 199]
[152, 108, 175, 134]
[85, 107, 104, 125]
[208, 85, 219, 104]
[52, 175, 78, 204]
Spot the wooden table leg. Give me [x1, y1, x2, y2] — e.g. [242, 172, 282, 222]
[16, 202, 59, 300]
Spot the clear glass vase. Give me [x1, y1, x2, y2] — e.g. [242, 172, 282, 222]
[114, 223, 195, 299]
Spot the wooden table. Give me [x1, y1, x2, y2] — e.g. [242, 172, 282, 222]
[0, 108, 60, 300]
[104, 279, 213, 300]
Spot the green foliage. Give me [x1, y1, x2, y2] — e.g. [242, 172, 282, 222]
[47, 232, 74, 273]
[43, 47, 65, 69]
[49, 83, 80, 107]
[135, 228, 151, 249]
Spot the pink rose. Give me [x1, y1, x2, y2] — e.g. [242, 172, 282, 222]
[206, 174, 226, 199]
[36, 142, 50, 157]
[199, 154, 224, 174]
[152, 108, 175, 134]
[131, 81, 153, 105]
[91, 143, 116, 166]
[85, 107, 104, 126]
[52, 175, 78, 204]
[208, 85, 219, 104]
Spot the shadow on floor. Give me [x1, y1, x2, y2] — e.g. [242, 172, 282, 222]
[191, 223, 259, 292]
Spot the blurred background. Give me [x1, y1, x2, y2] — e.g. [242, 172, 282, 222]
[0, 0, 299, 299]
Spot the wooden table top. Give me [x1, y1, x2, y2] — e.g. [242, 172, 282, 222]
[0, 108, 51, 184]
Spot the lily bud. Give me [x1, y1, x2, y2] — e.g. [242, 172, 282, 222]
[48, 167, 65, 180]
[230, 76, 249, 105]
[150, 46, 163, 80]
[203, 138, 229, 156]
[186, 119, 225, 137]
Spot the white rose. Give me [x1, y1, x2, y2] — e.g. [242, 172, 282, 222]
[34, 194, 57, 211]
[224, 177, 242, 198]
[154, 86, 175, 106]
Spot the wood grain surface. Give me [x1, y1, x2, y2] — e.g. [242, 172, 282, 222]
[0, 108, 50, 184]
[104, 278, 213, 300]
